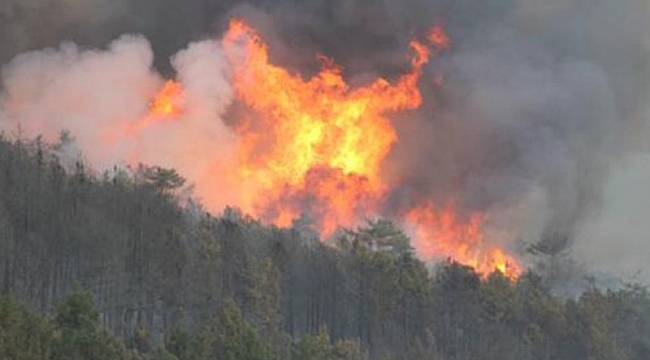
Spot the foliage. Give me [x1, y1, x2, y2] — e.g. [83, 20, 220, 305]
[0, 135, 649, 360]
[135, 165, 186, 193]
[0, 295, 54, 360]
[292, 328, 367, 360]
[51, 287, 139, 360]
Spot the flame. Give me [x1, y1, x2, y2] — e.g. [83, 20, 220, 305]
[123, 80, 186, 134]
[130, 20, 522, 278]
[218, 19, 522, 278]
[0, 15, 523, 277]
[222, 19, 427, 235]
[405, 202, 522, 279]
[101, 80, 186, 154]
[150, 80, 186, 117]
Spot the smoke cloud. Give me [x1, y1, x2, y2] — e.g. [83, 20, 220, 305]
[0, 34, 237, 209]
[1, 0, 648, 278]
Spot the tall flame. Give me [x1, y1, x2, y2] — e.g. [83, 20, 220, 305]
[222, 19, 427, 235]
[124, 19, 523, 278]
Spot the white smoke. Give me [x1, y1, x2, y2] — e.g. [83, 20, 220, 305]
[1, 0, 649, 283]
[1, 35, 159, 162]
[0, 34, 238, 208]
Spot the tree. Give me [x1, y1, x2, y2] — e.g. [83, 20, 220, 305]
[217, 299, 276, 360]
[51, 287, 138, 360]
[146, 348, 179, 360]
[165, 312, 190, 360]
[0, 295, 54, 360]
[135, 165, 186, 193]
[292, 328, 367, 360]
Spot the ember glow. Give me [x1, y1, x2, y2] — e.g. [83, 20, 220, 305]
[428, 23, 452, 51]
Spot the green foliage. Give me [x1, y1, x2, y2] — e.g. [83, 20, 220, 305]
[342, 219, 413, 257]
[0, 295, 54, 360]
[331, 339, 366, 360]
[292, 329, 367, 360]
[146, 348, 179, 360]
[0, 135, 650, 360]
[136, 165, 186, 192]
[292, 329, 331, 360]
[132, 323, 151, 354]
[51, 287, 138, 360]
[216, 299, 276, 360]
[0, 289, 141, 360]
[182, 298, 277, 360]
[53, 285, 99, 333]
[165, 316, 190, 360]
[480, 271, 520, 323]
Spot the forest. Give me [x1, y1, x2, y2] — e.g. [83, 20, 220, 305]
[0, 133, 649, 360]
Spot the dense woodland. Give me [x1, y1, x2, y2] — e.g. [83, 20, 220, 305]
[0, 133, 649, 360]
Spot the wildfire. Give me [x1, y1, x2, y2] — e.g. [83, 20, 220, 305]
[124, 19, 522, 278]
[217, 19, 522, 278]
[222, 19, 428, 235]
[150, 80, 185, 118]
[122, 80, 186, 134]
[406, 203, 522, 279]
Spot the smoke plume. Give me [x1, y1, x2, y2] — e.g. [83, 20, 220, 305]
[1, 0, 648, 278]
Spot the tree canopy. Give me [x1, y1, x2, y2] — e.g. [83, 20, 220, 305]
[0, 135, 648, 360]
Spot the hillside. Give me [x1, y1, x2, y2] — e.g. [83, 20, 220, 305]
[1, 135, 649, 360]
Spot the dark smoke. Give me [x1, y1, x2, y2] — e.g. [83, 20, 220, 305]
[1, 0, 648, 275]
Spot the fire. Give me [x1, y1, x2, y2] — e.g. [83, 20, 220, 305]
[101, 80, 186, 152]
[123, 80, 186, 134]
[222, 19, 428, 235]
[0, 15, 525, 277]
[405, 203, 522, 279]
[128, 19, 522, 278]
[218, 19, 522, 277]
[150, 80, 185, 117]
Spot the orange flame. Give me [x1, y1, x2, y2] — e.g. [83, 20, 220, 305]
[222, 19, 427, 235]
[150, 80, 185, 118]
[219, 19, 522, 278]
[101, 80, 185, 155]
[127, 19, 521, 278]
[405, 202, 522, 279]
[123, 80, 186, 134]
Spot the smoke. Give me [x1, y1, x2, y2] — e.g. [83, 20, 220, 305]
[573, 154, 650, 283]
[1, 0, 128, 65]
[390, 23, 620, 249]
[1, 0, 649, 276]
[1, 34, 159, 157]
[0, 34, 238, 209]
